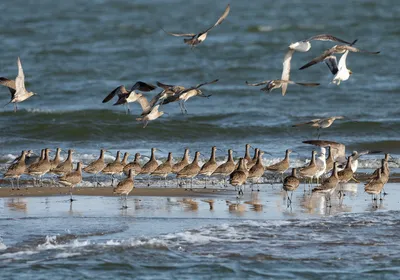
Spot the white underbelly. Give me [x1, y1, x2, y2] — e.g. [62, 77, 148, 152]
[289, 41, 311, 52]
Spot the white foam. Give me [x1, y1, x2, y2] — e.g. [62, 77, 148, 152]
[54, 252, 81, 259]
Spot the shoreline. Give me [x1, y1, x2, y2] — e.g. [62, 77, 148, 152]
[0, 186, 235, 198]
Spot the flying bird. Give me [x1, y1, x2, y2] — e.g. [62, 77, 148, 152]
[324, 51, 352, 85]
[299, 45, 380, 70]
[245, 80, 319, 95]
[162, 79, 218, 114]
[136, 105, 164, 128]
[1, 57, 37, 112]
[102, 81, 156, 114]
[162, 4, 230, 48]
[281, 34, 355, 95]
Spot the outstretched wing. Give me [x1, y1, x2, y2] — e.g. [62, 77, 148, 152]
[324, 55, 339, 75]
[294, 82, 320, 87]
[299, 48, 335, 70]
[161, 28, 196, 37]
[161, 94, 180, 105]
[15, 57, 26, 94]
[307, 34, 353, 45]
[202, 4, 231, 34]
[343, 45, 380, 54]
[281, 49, 294, 96]
[353, 150, 382, 161]
[102, 85, 127, 103]
[292, 119, 321, 127]
[194, 79, 219, 89]
[156, 81, 175, 90]
[130, 81, 156, 92]
[245, 80, 270, 86]
[136, 95, 151, 115]
[0, 77, 16, 96]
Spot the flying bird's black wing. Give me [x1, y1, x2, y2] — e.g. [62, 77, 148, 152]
[103, 85, 126, 103]
[130, 81, 156, 92]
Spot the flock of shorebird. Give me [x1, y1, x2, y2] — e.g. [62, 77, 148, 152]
[3, 143, 392, 208]
[0, 4, 380, 129]
[0, 4, 392, 209]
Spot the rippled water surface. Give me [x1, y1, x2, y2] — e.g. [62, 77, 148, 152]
[0, 0, 399, 278]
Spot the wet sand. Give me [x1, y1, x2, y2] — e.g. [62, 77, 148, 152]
[0, 186, 234, 198]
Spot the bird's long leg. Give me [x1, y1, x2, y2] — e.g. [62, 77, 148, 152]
[204, 177, 207, 189]
[127, 103, 131, 114]
[10, 178, 14, 190]
[14, 103, 17, 112]
[179, 101, 185, 114]
[164, 176, 167, 188]
[17, 177, 20, 190]
[190, 177, 193, 191]
[111, 174, 115, 187]
[70, 186, 74, 202]
[183, 102, 188, 114]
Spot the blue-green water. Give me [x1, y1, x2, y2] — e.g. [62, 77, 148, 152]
[0, 0, 400, 278]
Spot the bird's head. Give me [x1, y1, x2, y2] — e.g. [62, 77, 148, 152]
[348, 69, 353, 75]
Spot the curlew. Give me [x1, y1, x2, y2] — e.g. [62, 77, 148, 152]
[246, 79, 319, 95]
[49, 148, 62, 173]
[58, 162, 83, 202]
[102, 81, 156, 114]
[325, 147, 334, 173]
[4, 150, 28, 190]
[229, 158, 248, 196]
[337, 156, 355, 183]
[139, 148, 159, 186]
[151, 152, 173, 187]
[365, 169, 385, 203]
[212, 149, 236, 186]
[177, 151, 201, 190]
[161, 79, 218, 114]
[292, 116, 344, 138]
[1, 57, 37, 112]
[102, 151, 129, 186]
[312, 162, 340, 207]
[283, 168, 300, 204]
[52, 149, 74, 176]
[299, 150, 318, 185]
[83, 149, 107, 186]
[27, 148, 51, 186]
[199, 146, 218, 188]
[247, 148, 260, 170]
[136, 104, 164, 128]
[162, 4, 230, 48]
[123, 152, 142, 176]
[247, 151, 265, 191]
[265, 149, 292, 182]
[172, 148, 190, 174]
[114, 169, 135, 209]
